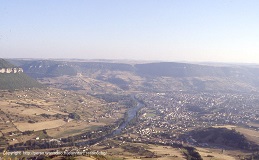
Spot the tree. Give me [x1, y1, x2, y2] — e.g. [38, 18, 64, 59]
[68, 112, 80, 120]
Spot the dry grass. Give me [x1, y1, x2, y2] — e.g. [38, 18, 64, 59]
[1, 127, 18, 134]
[47, 121, 106, 138]
[235, 127, 259, 144]
[15, 119, 66, 132]
[196, 147, 236, 160]
[75, 156, 96, 160]
[248, 122, 259, 128]
[104, 144, 185, 160]
[20, 108, 65, 116]
[50, 156, 96, 160]
[213, 125, 236, 130]
[0, 85, 128, 145]
[8, 134, 36, 145]
[148, 145, 185, 160]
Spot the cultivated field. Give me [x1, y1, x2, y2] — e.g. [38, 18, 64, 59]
[14, 119, 66, 132]
[47, 121, 106, 138]
[20, 108, 67, 116]
[1, 127, 18, 134]
[0, 87, 128, 147]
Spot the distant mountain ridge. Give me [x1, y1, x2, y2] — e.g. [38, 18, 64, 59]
[11, 59, 259, 78]
[9, 59, 134, 78]
[8, 59, 259, 92]
[10, 60, 78, 78]
[0, 59, 43, 90]
[135, 62, 258, 78]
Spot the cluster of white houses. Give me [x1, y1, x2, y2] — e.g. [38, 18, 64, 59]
[0, 68, 23, 73]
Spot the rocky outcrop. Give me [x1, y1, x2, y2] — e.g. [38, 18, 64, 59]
[0, 68, 23, 73]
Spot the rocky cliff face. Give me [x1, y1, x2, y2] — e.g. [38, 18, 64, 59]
[0, 59, 42, 90]
[0, 68, 23, 73]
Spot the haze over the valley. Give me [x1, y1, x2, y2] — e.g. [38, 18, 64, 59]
[1, 0, 259, 63]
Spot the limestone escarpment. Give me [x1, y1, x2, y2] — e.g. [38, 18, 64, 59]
[0, 67, 23, 73]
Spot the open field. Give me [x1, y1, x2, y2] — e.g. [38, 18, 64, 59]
[0, 103, 65, 118]
[248, 122, 259, 128]
[0, 87, 128, 148]
[1, 127, 18, 134]
[8, 134, 36, 145]
[196, 147, 236, 160]
[74, 156, 96, 160]
[47, 121, 106, 138]
[213, 125, 237, 130]
[14, 119, 66, 132]
[92, 141, 186, 160]
[235, 127, 259, 144]
[50, 156, 97, 160]
[148, 145, 185, 160]
[21, 108, 67, 116]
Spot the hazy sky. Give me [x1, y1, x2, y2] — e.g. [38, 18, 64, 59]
[0, 0, 259, 63]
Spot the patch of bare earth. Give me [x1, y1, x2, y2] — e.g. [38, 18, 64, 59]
[15, 119, 66, 132]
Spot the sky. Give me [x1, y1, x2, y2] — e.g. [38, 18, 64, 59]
[0, 0, 259, 63]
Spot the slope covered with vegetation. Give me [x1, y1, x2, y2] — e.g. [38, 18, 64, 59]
[190, 127, 258, 151]
[0, 58, 15, 68]
[0, 73, 43, 90]
[0, 59, 43, 90]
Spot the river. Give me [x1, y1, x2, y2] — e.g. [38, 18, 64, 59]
[111, 96, 144, 135]
[76, 95, 144, 146]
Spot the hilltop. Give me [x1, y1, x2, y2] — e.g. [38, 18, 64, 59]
[188, 127, 259, 151]
[0, 59, 43, 90]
